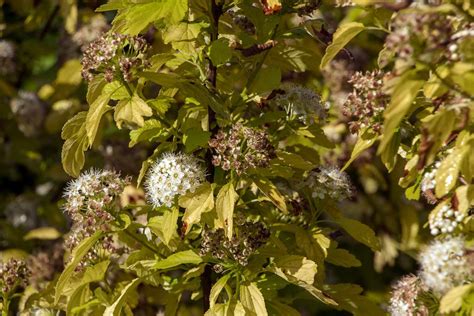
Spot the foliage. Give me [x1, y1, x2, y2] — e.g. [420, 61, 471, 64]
[1, 0, 473, 315]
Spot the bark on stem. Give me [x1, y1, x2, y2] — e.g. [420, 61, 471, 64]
[202, 0, 223, 313]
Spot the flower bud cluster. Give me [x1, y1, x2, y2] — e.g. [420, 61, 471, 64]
[0, 259, 31, 294]
[0, 40, 16, 76]
[271, 83, 327, 124]
[200, 219, 270, 270]
[9, 91, 46, 137]
[342, 70, 389, 134]
[385, 11, 453, 61]
[72, 15, 110, 51]
[228, 9, 256, 34]
[145, 152, 206, 208]
[209, 123, 276, 175]
[429, 202, 465, 236]
[81, 33, 149, 82]
[28, 243, 64, 286]
[64, 229, 118, 271]
[321, 59, 355, 107]
[63, 169, 129, 227]
[302, 166, 354, 200]
[388, 275, 429, 316]
[419, 237, 472, 294]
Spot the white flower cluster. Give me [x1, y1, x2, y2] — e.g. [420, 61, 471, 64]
[72, 15, 110, 51]
[388, 275, 428, 316]
[145, 152, 206, 208]
[419, 237, 471, 294]
[421, 162, 439, 195]
[272, 83, 327, 123]
[0, 40, 16, 76]
[303, 166, 354, 200]
[9, 91, 46, 137]
[63, 168, 127, 222]
[429, 202, 465, 235]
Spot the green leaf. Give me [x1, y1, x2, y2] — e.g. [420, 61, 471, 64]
[152, 250, 202, 270]
[209, 38, 232, 66]
[326, 248, 361, 268]
[24, 227, 61, 240]
[320, 22, 365, 69]
[378, 71, 423, 154]
[183, 127, 212, 153]
[114, 94, 153, 129]
[240, 283, 268, 316]
[334, 217, 380, 251]
[210, 273, 232, 308]
[161, 207, 179, 246]
[324, 283, 384, 315]
[380, 130, 400, 172]
[253, 176, 287, 213]
[249, 67, 281, 95]
[266, 301, 300, 316]
[273, 255, 317, 284]
[104, 278, 141, 316]
[61, 112, 89, 177]
[55, 231, 103, 303]
[163, 21, 208, 53]
[216, 182, 237, 239]
[277, 151, 314, 171]
[342, 129, 377, 171]
[439, 284, 474, 314]
[129, 119, 165, 147]
[67, 260, 111, 315]
[179, 182, 215, 235]
[112, 0, 188, 35]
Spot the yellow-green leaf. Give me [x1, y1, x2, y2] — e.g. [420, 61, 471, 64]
[216, 182, 237, 239]
[439, 284, 474, 314]
[179, 182, 215, 235]
[326, 248, 361, 268]
[274, 255, 317, 284]
[61, 111, 89, 177]
[342, 129, 377, 171]
[435, 147, 469, 198]
[240, 283, 268, 316]
[114, 94, 153, 129]
[104, 278, 141, 316]
[334, 217, 381, 251]
[379, 71, 423, 154]
[152, 250, 202, 270]
[253, 176, 287, 213]
[24, 227, 61, 240]
[85, 92, 112, 145]
[161, 207, 179, 246]
[210, 273, 232, 308]
[320, 22, 365, 69]
[55, 231, 103, 303]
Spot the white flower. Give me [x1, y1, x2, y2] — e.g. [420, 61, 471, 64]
[145, 152, 205, 208]
[428, 202, 465, 236]
[0, 40, 16, 76]
[419, 237, 471, 294]
[303, 166, 354, 200]
[272, 83, 326, 123]
[63, 168, 127, 220]
[388, 274, 428, 316]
